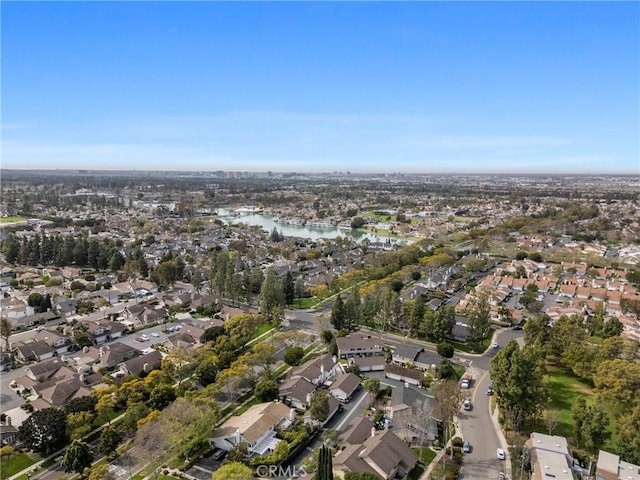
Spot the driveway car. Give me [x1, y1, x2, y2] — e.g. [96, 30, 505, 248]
[212, 449, 226, 461]
[492, 342, 499, 349]
[461, 379, 470, 389]
[497, 448, 506, 460]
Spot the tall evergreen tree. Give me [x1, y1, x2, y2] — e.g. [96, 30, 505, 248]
[317, 444, 333, 480]
[330, 295, 346, 330]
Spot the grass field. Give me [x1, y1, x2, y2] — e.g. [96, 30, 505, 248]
[0, 453, 38, 479]
[413, 446, 437, 465]
[0, 216, 26, 224]
[541, 364, 618, 450]
[293, 297, 321, 309]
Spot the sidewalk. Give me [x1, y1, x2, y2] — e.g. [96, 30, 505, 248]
[490, 403, 513, 480]
[420, 418, 463, 480]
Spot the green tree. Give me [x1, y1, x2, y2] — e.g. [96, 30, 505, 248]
[594, 359, 640, 411]
[581, 404, 611, 454]
[408, 296, 426, 336]
[309, 391, 330, 423]
[195, 356, 219, 387]
[284, 346, 305, 366]
[66, 411, 95, 440]
[211, 462, 253, 480]
[1, 317, 12, 353]
[437, 342, 454, 359]
[466, 289, 491, 351]
[62, 439, 94, 476]
[344, 287, 361, 331]
[254, 379, 279, 402]
[616, 404, 640, 464]
[99, 426, 122, 458]
[317, 444, 333, 480]
[225, 442, 249, 463]
[490, 340, 545, 428]
[363, 377, 381, 407]
[18, 407, 67, 454]
[601, 317, 623, 339]
[571, 397, 588, 447]
[331, 295, 346, 331]
[259, 267, 285, 324]
[282, 271, 295, 306]
[148, 384, 176, 410]
[432, 306, 456, 343]
[27, 292, 44, 311]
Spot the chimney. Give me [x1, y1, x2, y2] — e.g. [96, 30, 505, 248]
[143, 363, 150, 373]
[236, 428, 241, 445]
[5, 416, 11, 426]
[371, 427, 376, 438]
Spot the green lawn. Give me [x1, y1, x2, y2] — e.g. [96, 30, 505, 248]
[0, 453, 39, 479]
[0, 216, 26, 224]
[541, 365, 618, 450]
[293, 297, 321, 309]
[450, 338, 491, 354]
[412, 447, 437, 465]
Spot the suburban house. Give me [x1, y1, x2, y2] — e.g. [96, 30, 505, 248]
[113, 350, 164, 379]
[333, 417, 419, 480]
[385, 364, 424, 386]
[335, 333, 384, 359]
[389, 384, 437, 445]
[279, 376, 316, 409]
[0, 417, 18, 445]
[164, 325, 205, 350]
[329, 373, 361, 403]
[34, 329, 74, 355]
[352, 355, 386, 372]
[288, 353, 340, 387]
[392, 345, 424, 365]
[14, 357, 93, 409]
[525, 432, 585, 480]
[91, 343, 141, 371]
[596, 450, 640, 480]
[13, 340, 56, 363]
[209, 401, 294, 456]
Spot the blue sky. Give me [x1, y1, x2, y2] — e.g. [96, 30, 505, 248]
[2, 1, 639, 174]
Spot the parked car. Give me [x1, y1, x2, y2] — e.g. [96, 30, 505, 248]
[463, 400, 472, 411]
[140, 334, 150, 341]
[497, 448, 505, 460]
[487, 385, 494, 396]
[498, 472, 506, 480]
[463, 441, 471, 453]
[492, 342, 499, 349]
[151, 332, 160, 337]
[212, 448, 226, 461]
[461, 379, 470, 389]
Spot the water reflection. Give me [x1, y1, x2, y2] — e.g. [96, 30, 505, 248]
[215, 209, 410, 245]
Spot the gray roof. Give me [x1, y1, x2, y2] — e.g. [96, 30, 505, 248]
[330, 373, 361, 396]
[392, 344, 423, 362]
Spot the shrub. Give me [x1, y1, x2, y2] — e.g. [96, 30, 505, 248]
[451, 436, 464, 447]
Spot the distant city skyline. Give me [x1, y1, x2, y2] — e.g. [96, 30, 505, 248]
[2, 1, 639, 174]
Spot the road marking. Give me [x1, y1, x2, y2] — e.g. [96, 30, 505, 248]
[472, 370, 490, 404]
